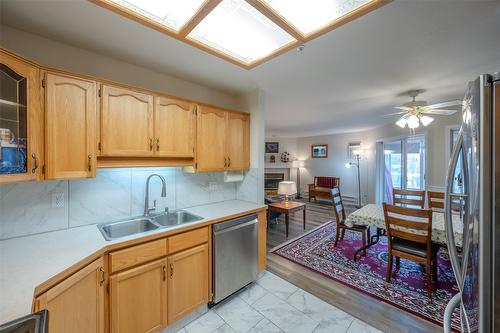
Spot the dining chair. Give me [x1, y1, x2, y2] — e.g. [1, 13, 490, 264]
[383, 203, 439, 298]
[427, 191, 445, 210]
[332, 186, 370, 257]
[427, 191, 464, 216]
[392, 189, 425, 208]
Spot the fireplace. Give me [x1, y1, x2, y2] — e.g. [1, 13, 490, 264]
[265, 173, 285, 190]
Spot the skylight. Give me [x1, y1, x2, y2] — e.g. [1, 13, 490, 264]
[109, 0, 206, 31]
[188, 0, 295, 63]
[261, 0, 371, 35]
[92, 0, 389, 68]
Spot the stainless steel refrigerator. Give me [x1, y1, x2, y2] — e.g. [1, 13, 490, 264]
[444, 72, 499, 333]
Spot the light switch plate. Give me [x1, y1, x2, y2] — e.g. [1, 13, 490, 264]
[52, 192, 64, 208]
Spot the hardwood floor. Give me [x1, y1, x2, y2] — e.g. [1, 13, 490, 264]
[265, 197, 442, 333]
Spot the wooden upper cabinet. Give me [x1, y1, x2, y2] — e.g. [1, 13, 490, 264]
[226, 112, 250, 171]
[196, 105, 227, 172]
[195, 105, 250, 172]
[154, 96, 195, 158]
[45, 72, 97, 179]
[110, 258, 168, 333]
[35, 258, 105, 333]
[100, 85, 153, 157]
[0, 50, 43, 183]
[167, 244, 209, 324]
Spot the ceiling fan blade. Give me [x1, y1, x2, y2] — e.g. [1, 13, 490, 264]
[383, 111, 406, 117]
[422, 109, 458, 115]
[393, 106, 413, 111]
[426, 100, 462, 109]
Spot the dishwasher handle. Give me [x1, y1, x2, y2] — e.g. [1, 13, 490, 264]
[213, 213, 258, 233]
[213, 219, 257, 236]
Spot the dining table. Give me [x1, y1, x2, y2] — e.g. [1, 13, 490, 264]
[345, 204, 464, 260]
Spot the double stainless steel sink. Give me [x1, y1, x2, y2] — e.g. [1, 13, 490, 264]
[98, 210, 204, 241]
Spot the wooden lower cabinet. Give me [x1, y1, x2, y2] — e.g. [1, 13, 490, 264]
[109, 258, 168, 333]
[35, 258, 105, 333]
[167, 244, 209, 324]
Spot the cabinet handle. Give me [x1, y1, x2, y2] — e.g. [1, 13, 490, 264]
[31, 154, 38, 174]
[88, 155, 92, 172]
[162, 265, 167, 281]
[224, 157, 227, 167]
[149, 138, 153, 151]
[99, 267, 105, 286]
[170, 263, 174, 279]
[156, 138, 160, 151]
[228, 156, 231, 167]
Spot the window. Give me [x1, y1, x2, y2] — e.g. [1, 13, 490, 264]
[261, 0, 371, 35]
[109, 0, 206, 31]
[188, 0, 295, 63]
[383, 135, 426, 202]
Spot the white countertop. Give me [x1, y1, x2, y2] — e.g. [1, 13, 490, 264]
[0, 200, 265, 324]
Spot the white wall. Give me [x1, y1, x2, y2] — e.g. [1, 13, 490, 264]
[264, 137, 299, 162]
[272, 112, 461, 204]
[236, 90, 266, 205]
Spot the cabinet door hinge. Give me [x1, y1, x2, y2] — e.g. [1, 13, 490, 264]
[98, 88, 102, 98]
[106, 282, 109, 294]
[41, 79, 45, 88]
[98, 142, 102, 151]
[41, 164, 46, 174]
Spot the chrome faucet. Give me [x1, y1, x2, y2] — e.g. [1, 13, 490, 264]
[144, 174, 167, 216]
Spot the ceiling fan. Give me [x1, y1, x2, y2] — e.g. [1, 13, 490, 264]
[389, 90, 462, 129]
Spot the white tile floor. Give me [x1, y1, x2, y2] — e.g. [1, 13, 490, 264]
[174, 271, 383, 333]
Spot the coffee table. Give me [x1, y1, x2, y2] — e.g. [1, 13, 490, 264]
[267, 201, 306, 238]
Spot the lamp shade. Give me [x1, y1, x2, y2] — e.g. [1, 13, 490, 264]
[291, 160, 305, 168]
[278, 181, 297, 195]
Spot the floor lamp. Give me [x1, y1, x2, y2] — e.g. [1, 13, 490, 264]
[345, 150, 362, 208]
[292, 160, 305, 199]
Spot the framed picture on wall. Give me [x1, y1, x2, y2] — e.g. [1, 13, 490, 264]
[311, 144, 328, 158]
[265, 142, 279, 153]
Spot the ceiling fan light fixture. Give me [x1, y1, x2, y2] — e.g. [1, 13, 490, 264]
[396, 117, 408, 128]
[420, 115, 434, 126]
[407, 115, 420, 129]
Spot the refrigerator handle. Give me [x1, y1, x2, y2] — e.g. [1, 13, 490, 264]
[445, 129, 465, 288]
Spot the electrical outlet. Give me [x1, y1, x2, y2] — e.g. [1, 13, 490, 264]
[52, 192, 64, 208]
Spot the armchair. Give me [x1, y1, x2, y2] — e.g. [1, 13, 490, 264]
[308, 176, 340, 202]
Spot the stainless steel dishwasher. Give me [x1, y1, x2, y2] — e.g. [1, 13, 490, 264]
[213, 213, 258, 304]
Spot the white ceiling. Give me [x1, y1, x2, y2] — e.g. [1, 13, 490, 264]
[1, 0, 500, 137]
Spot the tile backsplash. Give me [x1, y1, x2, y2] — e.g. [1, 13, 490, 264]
[0, 167, 260, 240]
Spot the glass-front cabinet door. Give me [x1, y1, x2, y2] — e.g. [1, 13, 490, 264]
[0, 50, 42, 183]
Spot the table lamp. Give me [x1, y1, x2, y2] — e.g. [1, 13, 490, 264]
[278, 181, 297, 207]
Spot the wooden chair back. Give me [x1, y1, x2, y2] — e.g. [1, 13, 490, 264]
[427, 191, 463, 213]
[427, 191, 444, 209]
[392, 189, 425, 208]
[383, 203, 433, 245]
[331, 186, 346, 225]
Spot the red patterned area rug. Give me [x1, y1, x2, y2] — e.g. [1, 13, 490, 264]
[271, 222, 461, 331]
